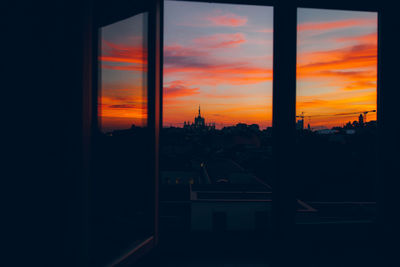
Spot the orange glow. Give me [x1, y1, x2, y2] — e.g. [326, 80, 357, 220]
[297, 17, 377, 129]
[164, 59, 273, 86]
[100, 36, 147, 131]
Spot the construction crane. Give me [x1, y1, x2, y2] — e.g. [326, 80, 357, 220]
[296, 112, 305, 120]
[296, 112, 312, 130]
[333, 110, 376, 123]
[296, 110, 376, 127]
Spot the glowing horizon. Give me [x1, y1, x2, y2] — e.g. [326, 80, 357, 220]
[98, 3, 377, 132]
[163, 1, 274, 129]
[297, 8, 377, 129]
[99, 13, 148, 133]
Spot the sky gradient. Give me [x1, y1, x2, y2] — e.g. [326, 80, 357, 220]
[163, 1, 274, 129]
[98, 2, 377, 132]
[297, 8, 377, 129]
[99, 13, 148, 133]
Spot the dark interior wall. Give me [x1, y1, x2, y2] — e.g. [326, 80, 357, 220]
[4, 0, 74, 266]
[7, 0, 93, 266]
[378, 5, 400, 262]
[58, 1, 93, 266]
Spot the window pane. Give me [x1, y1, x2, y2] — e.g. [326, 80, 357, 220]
[161, 0, 273, 241]
[296, 8, 378, 228]
[94, 13, 152, 265]
[99, 14, 147, 132]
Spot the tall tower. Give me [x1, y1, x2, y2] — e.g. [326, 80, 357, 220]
[194, 105, 205, 127]
[358, 113, 364, 126]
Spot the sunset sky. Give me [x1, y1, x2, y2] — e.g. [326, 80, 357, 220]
[297, 8, 377, 129]
[163, 1, 273, 129]
[99, 13, 148, 132]
[99, 1, 377, 132]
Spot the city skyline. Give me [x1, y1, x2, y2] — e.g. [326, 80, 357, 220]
[99, 1, 377, 132]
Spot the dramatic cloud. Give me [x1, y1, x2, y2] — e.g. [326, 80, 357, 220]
[296, 13, 378, 129]
[164, 44, 272, 86]
[164, 61, 272, 86]
[298, 33, 377, 91]
[100, 40, 147, 72]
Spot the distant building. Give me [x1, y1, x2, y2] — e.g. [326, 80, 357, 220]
[359, 114, 364, 126]
[296, 119, 304, 130]
[184, 105, 215, 130]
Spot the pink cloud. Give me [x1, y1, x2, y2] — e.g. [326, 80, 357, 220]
[298, 18, 375, 32]
[100, 40, 147, 72]
[193, 33, 246, 48]
[207, 13, 247, 27]
[164, 80, 200, 98]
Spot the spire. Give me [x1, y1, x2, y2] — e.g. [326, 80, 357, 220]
[198, 105, 201, 117]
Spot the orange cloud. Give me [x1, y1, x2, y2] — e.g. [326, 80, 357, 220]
[298, 34, 377, 91]
[297, 25, 377, 128]
[336, 32, 377, 44]
[99, 89, 147, 131]
[100, 40, 147, 72]
[207, 13, 247, 27]
[164, 60, 272, 86]
[101, 63, 146, 72]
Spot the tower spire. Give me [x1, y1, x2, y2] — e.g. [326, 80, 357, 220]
[198, 105, 201, 116]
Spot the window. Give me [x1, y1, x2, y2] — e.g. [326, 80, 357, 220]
[99, 13, 147, 133]
[296, 8, 378, 226]
[93, 12, 154, 265]
[88, 1, 384, 265]
[160, 0, 274, 236]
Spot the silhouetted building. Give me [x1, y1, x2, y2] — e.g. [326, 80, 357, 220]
[359, 113, 364, 126]
[296, 119, 304, 130]
[184, 105, 215, 130]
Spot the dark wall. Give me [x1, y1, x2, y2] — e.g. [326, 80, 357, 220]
[378, 5, 400, 262]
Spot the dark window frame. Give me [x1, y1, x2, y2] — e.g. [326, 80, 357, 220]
[90, 0, 385, 264]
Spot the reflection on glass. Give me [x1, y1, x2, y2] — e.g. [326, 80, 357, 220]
[94, 13, 152, 266]
[161, 1, 273, 237]
[296, 8, 378, 225]
[99, 13, 147, 133]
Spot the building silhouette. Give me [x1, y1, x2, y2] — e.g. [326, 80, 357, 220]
[359, 113, 364, 126]
[296, 118, 304, 130]
[184, 105, 215, 130]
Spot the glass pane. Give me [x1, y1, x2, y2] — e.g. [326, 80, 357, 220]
[93, 13, 152, 265]
[296, 8, 378, 229]
[161, 0, 273, 244]
[99, 14, 147, 132]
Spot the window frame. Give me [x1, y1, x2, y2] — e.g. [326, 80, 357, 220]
[90, 0, 384, 264]
[91, 0, 162, 265]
